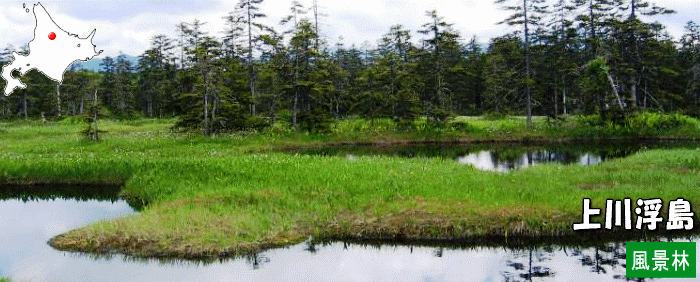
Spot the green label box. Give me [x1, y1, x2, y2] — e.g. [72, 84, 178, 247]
[627, 242, 696, 278]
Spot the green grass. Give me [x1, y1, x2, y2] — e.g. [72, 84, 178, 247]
[1, 117, 699, 259]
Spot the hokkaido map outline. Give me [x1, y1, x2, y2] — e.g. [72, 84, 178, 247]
[1, 2, 102, 96]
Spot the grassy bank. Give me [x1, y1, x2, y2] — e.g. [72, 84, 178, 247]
[1, 116, 699, 259]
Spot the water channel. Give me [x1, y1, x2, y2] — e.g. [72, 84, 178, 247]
[2, 143, 699, 281]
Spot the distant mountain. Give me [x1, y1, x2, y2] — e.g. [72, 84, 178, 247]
[71, 55, 139, 72]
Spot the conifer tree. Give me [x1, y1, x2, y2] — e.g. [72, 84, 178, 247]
[231, 0, 266, 115]
[418, 10, 461, 126]
[495, 0, 548, 126]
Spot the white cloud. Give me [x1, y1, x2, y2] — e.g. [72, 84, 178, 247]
[0, 0, 696, 57]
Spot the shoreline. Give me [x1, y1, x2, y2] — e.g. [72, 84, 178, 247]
[47, 214, 700, 260]
[274, 136, 700, 150]
[1, 120, 699, 260]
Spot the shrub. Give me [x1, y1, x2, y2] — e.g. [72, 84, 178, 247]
[266, 120, 293, 135]
[575, 115, 603, 127]
[627, 112, 699, 132]
[574, 111, 699, 136]
[247, 115, 271, 131]
[57, 115, 86, 125]
[394, 119, 416, 131]
[278, 110, 293, 124]
[298, 110, 332, 133]
[113, 110, 142, 121]
[449, 120, 479, 133]
[483, 111, 508, 120]
[448, 119, 485, 133]
[332, 117, 365, 134]
[601, 106, 628, 126]
[545, 115, 566, 126]
[98, 107, 113, 119]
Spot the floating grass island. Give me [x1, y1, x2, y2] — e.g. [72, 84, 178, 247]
[1, 116, 699, 259]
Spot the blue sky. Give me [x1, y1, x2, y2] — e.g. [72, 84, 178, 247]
[0, 0, 697, 58]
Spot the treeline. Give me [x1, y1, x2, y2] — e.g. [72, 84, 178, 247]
[1, 0, 699, 134]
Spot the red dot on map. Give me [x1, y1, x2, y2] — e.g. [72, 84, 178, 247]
[48, 32, 56, 40]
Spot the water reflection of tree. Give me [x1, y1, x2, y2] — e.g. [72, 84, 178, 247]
[77, 249, 272, 269]
[499, 242, 655, 281]
[489, 150, 576, 171]
[491, 149, 614, 171]
[598, 147, 639, 161]
[566, 242, 657, 281]
[286, 142, 694, 169]
[0, 183, 147, 210]
[575, 244, 621, 274]
[434, 246, 443, 257]
[245, 252, 271, 270]
[0, 183, 123, 201]
[305, 241, 318, 253]
[501, 246, 555, 281]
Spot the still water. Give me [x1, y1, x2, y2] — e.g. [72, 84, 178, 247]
[286, 142, 691, 171]
[1, 195, 698, 281]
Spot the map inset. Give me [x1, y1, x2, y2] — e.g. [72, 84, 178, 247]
[1, 2, 102, 96]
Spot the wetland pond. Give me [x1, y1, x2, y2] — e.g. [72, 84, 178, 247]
[2, 142, 700, 281]
[285, 141, 697, 171]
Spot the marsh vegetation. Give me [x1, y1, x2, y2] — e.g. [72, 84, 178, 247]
[0, 117, 697, 259]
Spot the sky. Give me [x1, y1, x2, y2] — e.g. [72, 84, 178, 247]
[0, 0, 697, 58]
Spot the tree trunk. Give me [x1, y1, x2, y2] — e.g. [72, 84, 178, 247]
[563, 87, 567, 115]
[495, 95, 499, 113]
[212, 94, 218, 135]
[293, 56, 299, 127]
[630, 80, 637, 108]
[554, 74, 559, 116]
[588, 0, 597, 59]
[56, 84, 61, 117]
[524, 0, 532, 126]
[630, 0, 636, 19]
[93, 89, 99, 140]
[204, 92, 209, 136]
[148, 95, 153, 117]
[22, 92, 27, 120]
[293, 90, 298, 127]
[204, 70, 210, 136]
[313, 0, 320, 49]
[247, 0, 256, 115]
[605, 70, 624, 108]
